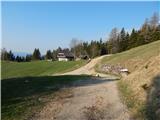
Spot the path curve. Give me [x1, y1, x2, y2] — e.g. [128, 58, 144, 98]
[34, 55, 131, 120]
[62, 55, 109, 75]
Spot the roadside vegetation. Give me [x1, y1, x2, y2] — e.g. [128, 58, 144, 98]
[96, 40, 160, 119]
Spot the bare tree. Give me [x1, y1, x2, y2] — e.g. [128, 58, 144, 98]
[107, 28, 119, 54]
[141, 18, 151, 43]
[70, 38, 83, 58]
[70, 38, 79, 49]
[1, 48, 8, 60]
[150, 12, 159, 30]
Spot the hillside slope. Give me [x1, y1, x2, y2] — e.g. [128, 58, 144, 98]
[96, 40, 160, 119]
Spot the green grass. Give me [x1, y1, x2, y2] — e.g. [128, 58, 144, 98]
[117, 80, 146, 119]
[1, 60, 88, 120]
[100, 40, 160, 65]
[2, 60, 87, 79]
[95, 40, 160, 74]
[2, 75, 90, 120]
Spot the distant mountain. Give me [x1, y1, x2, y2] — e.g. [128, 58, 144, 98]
[13, 52, 31, 57]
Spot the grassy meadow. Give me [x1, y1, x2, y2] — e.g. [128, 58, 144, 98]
[1, 60, 89, 120]
[2, 60, 87, 79]
[96, 40, 160, 119]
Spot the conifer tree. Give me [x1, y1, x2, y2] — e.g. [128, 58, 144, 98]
[45, 50, 52, 60]
[32, 48, 41, 60]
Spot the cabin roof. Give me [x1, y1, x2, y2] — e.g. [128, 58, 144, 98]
[57, 52, 74, 58]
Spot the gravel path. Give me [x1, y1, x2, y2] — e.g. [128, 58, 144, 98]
[62, 55, 109, 75]
[34, 55, 131, 120]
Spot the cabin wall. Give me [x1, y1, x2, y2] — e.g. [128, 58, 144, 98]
[58, 57, 68, 61]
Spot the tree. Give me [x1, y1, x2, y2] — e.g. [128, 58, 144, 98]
[45, 50, 52, 60]
[16, 56, 20, 62]
[52, 50, 57, 60]
[26, 55, 32, 62]
[57, 47, 62, 53]
[107, 28, 119, 54]
[119, 28, 128, 52]
[32, 48, 41, 60]
[141, 18, 150, 32]
[100, 43, 107, 55]
[0, 49, 15, 61]
[128, 28, 137, 49]
[140, 18, 151, 43]
[150, 12, 159, 30]
[1, 48, 9, 60]
[76, 42, 84, 58]
[125, 32, 130, 50]
[90, 40, 99, 58]
[21, 56, 25, 62]
[8, 50, 15, 61]
[70, 38, 83, 58]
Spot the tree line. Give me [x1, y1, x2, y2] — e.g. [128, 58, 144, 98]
[1, 48, 39, 62]
[71, 12, 160, 56]
[1, 47, 71, 62]
[106, 12, 160, 54]
[1, 12, 160, 62]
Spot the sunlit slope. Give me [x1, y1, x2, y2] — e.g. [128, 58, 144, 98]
[97, 40, 160, 119]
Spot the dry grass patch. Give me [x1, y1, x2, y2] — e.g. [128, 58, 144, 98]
[118, 55, 160, 119]
[96, 40, 160, 119]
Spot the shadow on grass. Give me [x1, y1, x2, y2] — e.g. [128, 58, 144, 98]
[2, 75, 118, 120]
[146, 75, 160, 120]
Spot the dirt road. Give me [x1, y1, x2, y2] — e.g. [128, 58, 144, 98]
[62, 55, 107, 75]
[34, 55, 131, 120]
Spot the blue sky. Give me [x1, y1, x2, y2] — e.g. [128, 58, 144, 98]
[2, 1, 159, 54]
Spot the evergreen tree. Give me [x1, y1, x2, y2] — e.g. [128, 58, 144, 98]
[16, 56, 21, 62]
[125, 32, 130, 50]
[57, 47, 62, 53]
[8, 50, 15, 61]
[100, 43, 107, 55]
[21, 56, 25, 62]
[128, 28, 138, 49]
[32, 48, 41, 60]
[26, 55, 32, 62]
[45, 50, 52, 60]
[119, 28, 127, 52]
